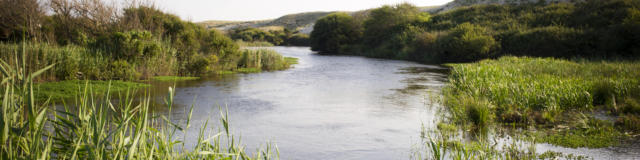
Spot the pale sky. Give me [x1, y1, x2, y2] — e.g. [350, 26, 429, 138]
[152, 0, 453, 22]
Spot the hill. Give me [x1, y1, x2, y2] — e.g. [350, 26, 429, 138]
[198, 0, 574, 34]
[432, 0, 575, 12]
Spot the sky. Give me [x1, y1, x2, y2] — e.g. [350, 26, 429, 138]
[152, 0, 453, 22]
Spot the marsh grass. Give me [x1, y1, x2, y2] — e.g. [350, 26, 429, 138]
[152, 76, 200, 82]
[235, 40, 275, 47]
[239, 49, 293, 71]
[34, 80, 149, 102]
[442, 56, 640, 148]
[0, 44, 278, 159]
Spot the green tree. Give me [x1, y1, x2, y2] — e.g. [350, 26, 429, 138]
[438, 23, 498, 62]
[310, 12, 362, 54]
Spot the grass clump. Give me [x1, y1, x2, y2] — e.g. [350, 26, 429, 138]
[34, 80, 149, 102]
[238, 49, 294, 71]
[444, 95, 494, 127]
[152, 76, 200, 82]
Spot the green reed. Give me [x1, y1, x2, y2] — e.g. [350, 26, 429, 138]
[0, 43, 277, 160]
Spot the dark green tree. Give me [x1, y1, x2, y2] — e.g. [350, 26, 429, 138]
[310, 12, 362, 54]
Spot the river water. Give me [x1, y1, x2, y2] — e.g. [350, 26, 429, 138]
[147, 46, 639, 160]
[148, 46, 447, 159]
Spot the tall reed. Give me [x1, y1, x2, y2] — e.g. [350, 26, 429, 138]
[0, 43, 277, 159]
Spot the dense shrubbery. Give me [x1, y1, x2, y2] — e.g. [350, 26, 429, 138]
[228, 27, 310, 46]
[0, 1, 293, 81]
[437, 23, 498, 62]
[310, 12, 362, 54]
[310, 0, 640, 63]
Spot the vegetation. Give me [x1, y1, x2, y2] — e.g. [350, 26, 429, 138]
[152, 76, 200, 82]
[414, 126, 590, 160]
[0, 1, 294, 83]
[310, 12, 363, 54]
[310, 0, 640, 63]
[238, 49, 295, 72]
[441, 56, 640, 148]
[229, 27, 310, 46]
[0, 47, 278, 160]
[34, 80, 149, 102]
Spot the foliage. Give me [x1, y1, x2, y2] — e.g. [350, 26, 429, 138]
[238, 49, 292, 71]
[152, 76, 200, 82]
[0, 3, 295, 81]
[442, 56, 640, 147]
[34, 80, 149, 102]
[437, 23, 498, 62]
[0, 52, 278, 159]
[309, 0, 640, 63]
[229, 27, 310, 46]
[310, 12, 362, 54]
[93, 30, 161, 60]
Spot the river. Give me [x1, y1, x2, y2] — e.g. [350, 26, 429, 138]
[147, 46, 639, 160]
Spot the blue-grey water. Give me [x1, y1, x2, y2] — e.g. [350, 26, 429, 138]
[150, 46, 639, 160]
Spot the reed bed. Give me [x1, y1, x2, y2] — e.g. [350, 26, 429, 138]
[238, 49, 293, 72]
[0, 45, 277, 160]
[444, 56, 640, 125]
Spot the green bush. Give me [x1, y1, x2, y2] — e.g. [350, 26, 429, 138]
[109, 60, 140, 81]
[501, 26, 585, 57]
[93, 30, 161, 60]
[185, 54, 211, 76]
[437, 23, 498, 62]
[310, 12, 362, 54]
[54, 52, 80, 80]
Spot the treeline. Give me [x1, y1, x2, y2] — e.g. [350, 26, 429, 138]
[0, 0, 289, 81]
[310, 0, 640, 63]
[228, 27, 310, 46]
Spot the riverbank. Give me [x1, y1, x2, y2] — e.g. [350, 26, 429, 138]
[0, 55, 278, 159]
[439, 56, 640, 148]
[14, 45, 297, 103]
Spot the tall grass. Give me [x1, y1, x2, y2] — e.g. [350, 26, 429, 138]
[0, 44, 277, 159]
[444, 56, 640, 125]
[441, 56, 640, 148]
[238, 49, 292, 71]
[0, 42, 178, 81]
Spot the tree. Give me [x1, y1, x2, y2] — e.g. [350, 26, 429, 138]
[438, 23, 498, 62]
[310, 12, 362, 54]
[0, 0, 44, 41]
[362, 3, 428, 48]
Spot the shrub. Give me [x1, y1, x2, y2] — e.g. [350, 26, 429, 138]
[109, 60, 140, 80]
[411, 31, 441, 63]
[437, 23, 498, 62]
[310, 12, 362, 54]
[54, 52, 79, 80]
[185, 54, 211, 76]
[94, 30, 161, 60]
[501, 26, 585, 57]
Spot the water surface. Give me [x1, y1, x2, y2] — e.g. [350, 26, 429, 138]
[152, 46, 447, 159]
[148, 46, 640, 159]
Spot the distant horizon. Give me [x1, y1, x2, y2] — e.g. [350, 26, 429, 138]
[152, 0, 453, 22]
